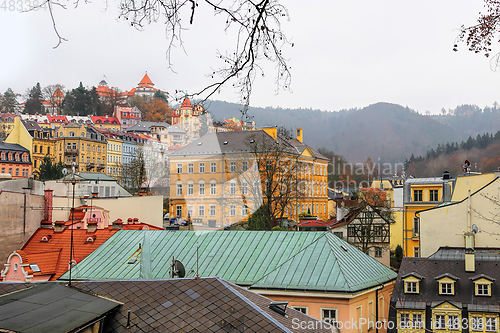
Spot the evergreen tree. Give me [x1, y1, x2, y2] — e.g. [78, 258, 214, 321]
[24, 83, 44, 114]
[1, 88, 20, 113]
[247, 204, 272, 230]
[36, 156, 65, 181]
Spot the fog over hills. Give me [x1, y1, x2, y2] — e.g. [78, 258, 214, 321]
[206, 100, 496, 164]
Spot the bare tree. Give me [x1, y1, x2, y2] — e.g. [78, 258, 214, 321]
[43, 84, 65, 115]
[122, 147, 147, 195]
[38, 0, 292, 108]
[240, 132, 304, 225]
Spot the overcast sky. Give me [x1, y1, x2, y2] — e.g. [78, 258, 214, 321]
[0, 0, 497, 114]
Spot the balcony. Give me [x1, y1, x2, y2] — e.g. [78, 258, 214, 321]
[96, 164, 105, 170]
[65, 149, 79, 155]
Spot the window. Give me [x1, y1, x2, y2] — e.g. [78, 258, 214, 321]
[72, 143, 77, 149]
[176, 184, 182, 196]
[477, 284, 490, 296]
[441, 283, 453, 295]
[210, 183, 216, 195]
[375, 247, 382, 258]
[413, 190, 423, 202]
[414, 247, 420, 257]
[486, 317, 497, 332]
[210, 162, 216, 173]
[292, 307, 308, 315]
[199, 183, 205, 195]
[448, 315, 460, 330]
[435, 315, 446, 330]
[241, 182, 248, 195]
[176, 205, 182, 217]
[230, 161, 236, 172]
[230, 183, 236, 195]
[209, 205, 216, 216]
[67, 143, 71, 150]
[188, 184, 194, 196]
[34, 145, 37, 153]
[405, 281, 418, 293]
[413, 314, 423, 329]
[321, 308, 337, 325]
[472, 317, 484, 331]
[430, 189, 439, 201]
[198, 205, 205, 216]
[413, 217, 419, 236]
[188, 163, 194, 173]
[242, 161, 248, 172]
[187, 205, 193, 217]
[241, 205, 248, 216]
[177, 163, 182, 174]
[230, 205, 236, 216]
[199, 162, 205, 173]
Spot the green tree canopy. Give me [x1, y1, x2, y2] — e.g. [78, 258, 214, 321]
[247, 204, 272, 231]
[36, 155, 65, 181]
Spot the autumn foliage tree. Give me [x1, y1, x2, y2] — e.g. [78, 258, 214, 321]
[129, 96, 172, 123]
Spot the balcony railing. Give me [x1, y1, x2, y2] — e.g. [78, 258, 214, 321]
[65, 149, 79, 155]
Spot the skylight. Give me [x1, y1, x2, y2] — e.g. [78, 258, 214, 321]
[29, 263, 41, 273]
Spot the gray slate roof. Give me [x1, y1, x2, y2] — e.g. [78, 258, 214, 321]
[0, 283, 120, 333]
[170, 131, 297, 156]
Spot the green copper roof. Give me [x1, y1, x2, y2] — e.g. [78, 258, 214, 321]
[250, 233, 397, 293]
[60, 231, 396, 293]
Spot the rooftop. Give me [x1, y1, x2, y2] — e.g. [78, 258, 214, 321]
[59, 231, 397, 293]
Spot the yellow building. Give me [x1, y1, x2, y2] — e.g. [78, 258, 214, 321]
[169, 128, 329, 228]
[5, 117, 56, 176]
[402, 176, 451, 257]
[90, 115, 121, 132]
[95, 128, 123, 182]
[54, 123, 107, 174]
[0, 114, 16, 136]
[419, 173, 500, 257]
[390, 248, 500, 333]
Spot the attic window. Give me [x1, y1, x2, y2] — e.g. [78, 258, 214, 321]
[41, 236, 50, 242]
[29, 263, 41, 273]
[269, 301, 288, 317]
[85, 236, 95, 243]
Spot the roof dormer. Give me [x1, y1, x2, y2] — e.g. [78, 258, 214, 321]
[402, 272, 424, 294]
[471, 274, 495, 297]
[435, 273, 459, 296]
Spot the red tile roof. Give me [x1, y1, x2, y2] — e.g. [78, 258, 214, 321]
[53, 88, 64, 98]
[20, 228, 120, 281]
[137, 73, 154, 87]
[47, 115, 68, 123]
[90, 116, 121, 125]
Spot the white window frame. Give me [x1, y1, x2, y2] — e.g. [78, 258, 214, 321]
[177, 163, 182, 174]
[209, 205, 216, 216]
[229, 205, 236, 216]
[321, 308, 337, 325]
[230, 182, 236, 195]
[187, 184, 194, 196]
[199, 162, 205, 173]
[188, 163, 194, 173]
[176, 184, 182, 196]
[210, 183, 216, 195]
[210, 162, 216, 173]
[199, 183, 205, 196]
[198, 205, 205, 216]
[242, 161, 248, 172]
[230, 161, 236, 172]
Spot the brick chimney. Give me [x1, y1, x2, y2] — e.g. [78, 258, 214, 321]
[112, 219, 124, 230]
[41, 190, 54, 227]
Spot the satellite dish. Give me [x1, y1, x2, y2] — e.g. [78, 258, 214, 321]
[472, 224, 479, 234]
[171, 258, 186, 278]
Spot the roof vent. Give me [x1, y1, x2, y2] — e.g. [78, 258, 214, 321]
[250, 139, 255, 143]
[269, 301, 288, 317]
[223, 141, 228, 145]
[197, 142, 202, 146]
[128, 258, 137, 264]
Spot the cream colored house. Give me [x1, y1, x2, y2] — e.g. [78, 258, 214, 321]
[419, 174, 500, 257]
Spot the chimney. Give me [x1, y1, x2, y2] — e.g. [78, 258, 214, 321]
[43, 190, 54, 223]
[296, 128, 303, 143]
[464, 231, 475, 272]
[112, 219, 124, 229]
[54, 221, 66, 232]
[133, 218, 139, 224]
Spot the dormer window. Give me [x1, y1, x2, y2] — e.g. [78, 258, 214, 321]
[471, 275, 495, 297]
[435, 273, 459, 296]
[402, 272, 424, 294]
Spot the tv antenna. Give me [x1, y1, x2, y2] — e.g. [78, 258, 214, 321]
[170, 256, 186, 278]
